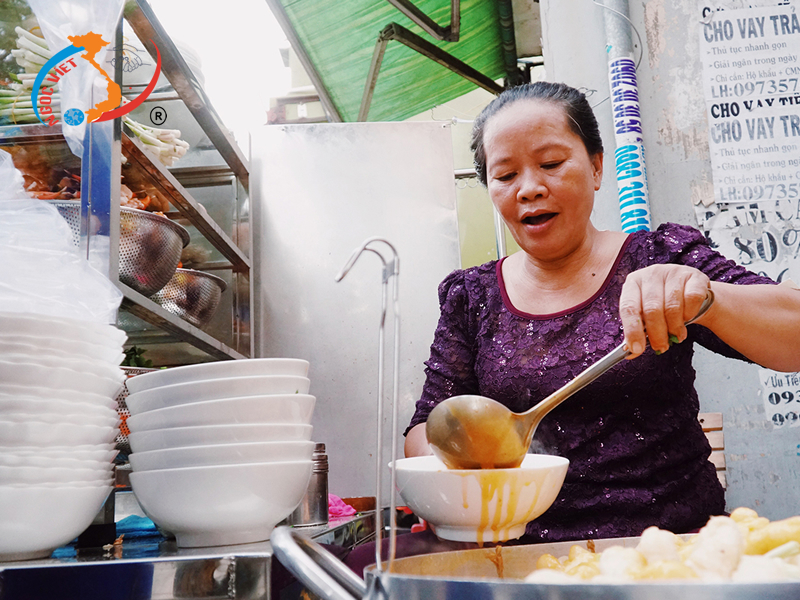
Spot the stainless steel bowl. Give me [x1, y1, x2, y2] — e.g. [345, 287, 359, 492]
[150, 268, 227, 329]
[50, 200, 190, 296]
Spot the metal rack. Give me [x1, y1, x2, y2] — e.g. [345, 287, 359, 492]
[117, 129, 250, 361]
[117, 0, 253, 363]
[0, 0, 254, 364]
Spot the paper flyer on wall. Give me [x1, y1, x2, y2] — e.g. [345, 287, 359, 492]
[699, 2, 800, 205]
[758, 368, 800, 429]
[697, 1, 800, 429]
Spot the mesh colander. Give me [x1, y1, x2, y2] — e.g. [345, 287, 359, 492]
[50, 200, 190, 297]
[151, 268, 227, 329]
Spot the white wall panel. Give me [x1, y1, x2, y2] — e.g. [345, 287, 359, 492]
[251, 121, 460, 499]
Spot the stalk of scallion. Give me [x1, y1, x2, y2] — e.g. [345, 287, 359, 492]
[14, 27, 50, 51]
[16, 36, 53, 61]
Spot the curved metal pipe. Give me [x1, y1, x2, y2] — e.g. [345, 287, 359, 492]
[598, 0, 652, 233]
[335, 237, 401, 571]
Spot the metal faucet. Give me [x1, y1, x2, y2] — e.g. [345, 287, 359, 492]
[335, 237, 400, 572]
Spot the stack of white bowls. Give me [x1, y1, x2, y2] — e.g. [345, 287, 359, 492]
[124, 358, 315, 548]
[0, 311, 126, 561]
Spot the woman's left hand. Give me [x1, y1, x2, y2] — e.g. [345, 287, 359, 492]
[619, 264, 711, 358]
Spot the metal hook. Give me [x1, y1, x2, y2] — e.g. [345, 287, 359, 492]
[336, 237, 399, 291]
[335, 237, 401, 573]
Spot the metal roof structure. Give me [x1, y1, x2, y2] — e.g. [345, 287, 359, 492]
[263, 0, 526, 122]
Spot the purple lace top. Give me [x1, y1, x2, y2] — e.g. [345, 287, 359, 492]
[407, 222, 775, 542]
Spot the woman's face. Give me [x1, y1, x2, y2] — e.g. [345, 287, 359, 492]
[483, 99, 603, 262]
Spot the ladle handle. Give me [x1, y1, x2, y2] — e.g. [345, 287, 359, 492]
[531, 342, 631, 420]
[685, 287, 715, 326]
[529, 289, 715, 421]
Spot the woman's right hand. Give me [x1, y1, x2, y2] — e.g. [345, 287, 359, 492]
[619, 264, 712, 358]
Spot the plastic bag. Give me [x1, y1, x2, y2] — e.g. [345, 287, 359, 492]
[0, 150, 122, 324]
[25, 0, 125, 157]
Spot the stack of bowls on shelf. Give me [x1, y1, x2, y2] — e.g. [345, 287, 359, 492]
[0, 311, 126, 561]
[124, 358, 315, 548]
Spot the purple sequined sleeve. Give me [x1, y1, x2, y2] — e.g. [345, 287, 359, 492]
[405, 270, 481, 433]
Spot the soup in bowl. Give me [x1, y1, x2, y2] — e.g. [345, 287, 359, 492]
[393, 454, 569, 545]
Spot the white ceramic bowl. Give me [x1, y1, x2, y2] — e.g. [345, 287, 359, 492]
[125, 358, 310, 395]
[0, 354, 124, 383]
[124, 375, 311, 415]
[129, 440, 315, 472]
[0, 312, 126, 349]
[128, 423, 313, 453]
[126, 394, 315, 432]
[0, 464, 112, 485]
[0, 411, 119, 428]
[0, 335, 124, 364]
[0, 444, 117, 462]
[0, 482, 112, 560]
[130, 460, 313, 547]
[0, 361, 124, 398]
[0, 383, 119, 406]
[393, 454, 569, 544]
[0, 453, 116, 470]
[0, 421, 118, 447]
[0, 394, 118, 416]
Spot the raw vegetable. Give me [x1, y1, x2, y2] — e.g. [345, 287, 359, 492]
[121, 346, 153, 368]
[123, 114, 190, 167]
[0, 26, 59, 124]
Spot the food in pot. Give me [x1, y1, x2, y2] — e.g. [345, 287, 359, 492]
[524, 507, 800, 583]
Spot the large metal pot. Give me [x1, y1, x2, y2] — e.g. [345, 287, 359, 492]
[271, 526, 800, 600]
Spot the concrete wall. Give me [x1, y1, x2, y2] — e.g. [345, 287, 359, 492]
[539, 0, 799, 519]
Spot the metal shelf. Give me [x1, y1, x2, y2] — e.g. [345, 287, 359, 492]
[124, 0, 250, 189]
[0, 123, 251, 361]
[0, 510, 378, 600]
[0, 1, 253, 364]
[118, 282, 247, 361]
[117, 1, 254, 363]
[0, 123, 71, 145]
[121, 130, 251, 274]
[0, 129, 250, 278]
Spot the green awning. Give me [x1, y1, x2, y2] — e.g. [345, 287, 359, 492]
[266, 0, 515, 122]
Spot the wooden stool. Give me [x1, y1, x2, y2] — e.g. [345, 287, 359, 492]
[698, 412, 726, 489]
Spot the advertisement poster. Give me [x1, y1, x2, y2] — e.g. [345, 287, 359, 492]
[700, 2, 800, 206]
[697, 2, 800, 283]
[758, 368, 800, 428]
[698, 2, 800, 427]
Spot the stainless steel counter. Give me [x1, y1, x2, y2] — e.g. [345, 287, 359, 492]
[0, 501, 376, 600]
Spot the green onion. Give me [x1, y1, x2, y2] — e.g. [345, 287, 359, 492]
[14, 27, 50, 51]
[16, 36, 53, 61]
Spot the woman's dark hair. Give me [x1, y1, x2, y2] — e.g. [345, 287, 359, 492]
[470, 82, 604, 185]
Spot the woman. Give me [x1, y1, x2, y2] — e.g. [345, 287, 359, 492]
[404, 81, 800, 541]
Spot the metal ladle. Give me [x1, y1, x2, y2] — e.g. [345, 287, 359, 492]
[426, 289, 715, 470]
